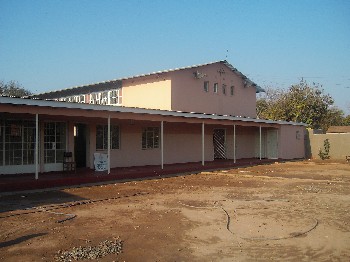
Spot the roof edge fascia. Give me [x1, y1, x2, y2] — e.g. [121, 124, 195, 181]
[0, 96, 307, 127]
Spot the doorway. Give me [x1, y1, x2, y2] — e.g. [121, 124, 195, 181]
[267, 129, 278, 159]
[74, 123, 87, 168]
[213, 129, 226, 159]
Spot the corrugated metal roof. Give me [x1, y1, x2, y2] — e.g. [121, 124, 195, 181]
[0, 96, 306, 126]
[32, 60, 264, 99]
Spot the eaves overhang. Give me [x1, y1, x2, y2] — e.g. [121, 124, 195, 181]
[0, 96, 306, 127]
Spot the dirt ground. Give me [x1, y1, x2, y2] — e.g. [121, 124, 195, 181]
[1, 160, 350, 261]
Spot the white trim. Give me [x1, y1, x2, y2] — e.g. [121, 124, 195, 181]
[259, 125, 262, 160]
[107, 115, 111, 174]
[202, 122, 205, 166]
[35, 114, 39, 180]
[161, 121, 164, 169]
[233, 125, 236, 163]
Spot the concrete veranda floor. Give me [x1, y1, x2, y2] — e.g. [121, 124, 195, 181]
[0, 158, 278, 193]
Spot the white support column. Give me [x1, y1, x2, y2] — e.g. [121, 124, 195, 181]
[202, 122, 205, 166]
[161, 121, 164, 169]
[233, 124, 236, 164]
[35, 114, 39, 180]
[107, 115, 111, 174]
[259, 125, 262, 160]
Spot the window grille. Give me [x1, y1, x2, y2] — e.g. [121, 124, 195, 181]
[44, 122, 66, 164]
[96, 125, 120, 150]
[142, 127, 160, 149]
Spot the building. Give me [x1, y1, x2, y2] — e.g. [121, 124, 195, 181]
[0, 60, 306, 176]
[326, 126, 350, 134]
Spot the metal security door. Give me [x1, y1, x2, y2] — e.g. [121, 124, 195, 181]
[213, 129, 226, 159]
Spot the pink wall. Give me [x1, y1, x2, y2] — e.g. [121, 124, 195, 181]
[279, 125, 306, 159]
[164, 123, 213, 164]
[88, 121, 214, 169]
[120, 62, 258, 117]
[170, 63, 257, 117]
[234, 126, 258, 158]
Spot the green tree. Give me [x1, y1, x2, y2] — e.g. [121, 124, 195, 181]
[0, 80, 32, 97]
[257, 80, 335, 130]
[321, 107, 346, 129]
[343, 115, 350, 125]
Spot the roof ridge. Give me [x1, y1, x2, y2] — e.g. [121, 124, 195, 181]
[32, 60, 264, 98]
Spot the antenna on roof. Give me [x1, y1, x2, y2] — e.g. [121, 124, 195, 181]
[225, 49, 229, 60]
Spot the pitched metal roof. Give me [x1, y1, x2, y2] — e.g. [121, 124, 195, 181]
[32, 60, 264, 99]
[0, 96, 306, 127]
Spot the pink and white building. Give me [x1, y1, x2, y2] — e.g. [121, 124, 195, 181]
[0, 61, 306, 176]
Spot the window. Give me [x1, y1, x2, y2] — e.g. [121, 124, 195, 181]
[230, 86, 235, 96]
[109, 90, 121, 104]
[0, 120, 36, 166]
[213, 83, 218, 93]
[44, 122, 66, 164]
[222, 84, 227, 95]
[96, 125, 120, 150]
[89, 89, 122, 106]
[142, 127, 160, 149]
[203, 81, 209, 92]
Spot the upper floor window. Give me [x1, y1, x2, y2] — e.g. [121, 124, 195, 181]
[222, 84, 227, 95]
[213, 83, 218, 93]
[89, 88, 122, 106]
[230, 86, 235, 96]
[203, 81, 209, 92]
[96, 125, 120, 150]
[142, 127, 160, 149]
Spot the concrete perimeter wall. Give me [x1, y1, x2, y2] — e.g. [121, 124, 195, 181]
[307, 131, 350, 160]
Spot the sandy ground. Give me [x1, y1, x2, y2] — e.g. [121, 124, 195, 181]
[0, 160, 350, 261]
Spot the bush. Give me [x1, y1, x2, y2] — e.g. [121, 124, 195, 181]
[318, 139, 330, 160]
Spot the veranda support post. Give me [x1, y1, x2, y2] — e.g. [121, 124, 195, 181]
[202, 122, 205, 166]
[35, 114, 39, 180]
[108, 115, 111, 174]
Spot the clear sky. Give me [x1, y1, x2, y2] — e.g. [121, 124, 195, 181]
[1, 0, 349, 114]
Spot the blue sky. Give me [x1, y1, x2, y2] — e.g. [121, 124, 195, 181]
[1, 0, 350, 114]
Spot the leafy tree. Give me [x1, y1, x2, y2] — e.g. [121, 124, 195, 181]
[257, 80, 335, 130]
[0, 80, 32, 97]
[321, 106, 346, 129]
[343, 115, 350, 126]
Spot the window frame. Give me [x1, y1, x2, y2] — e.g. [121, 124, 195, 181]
[96, 125, 120, 150]
[142, 127, 160, 150]
[222, 84, 227, 95]
[230, 85, 235, 96]
[213, 83, 218, 93]
[203, 81, 209, 92]
[44, 121, 66, 164]
[0, 119, 36, 166]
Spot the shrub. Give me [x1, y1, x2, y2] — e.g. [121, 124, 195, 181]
[318, 139, 330, 160]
